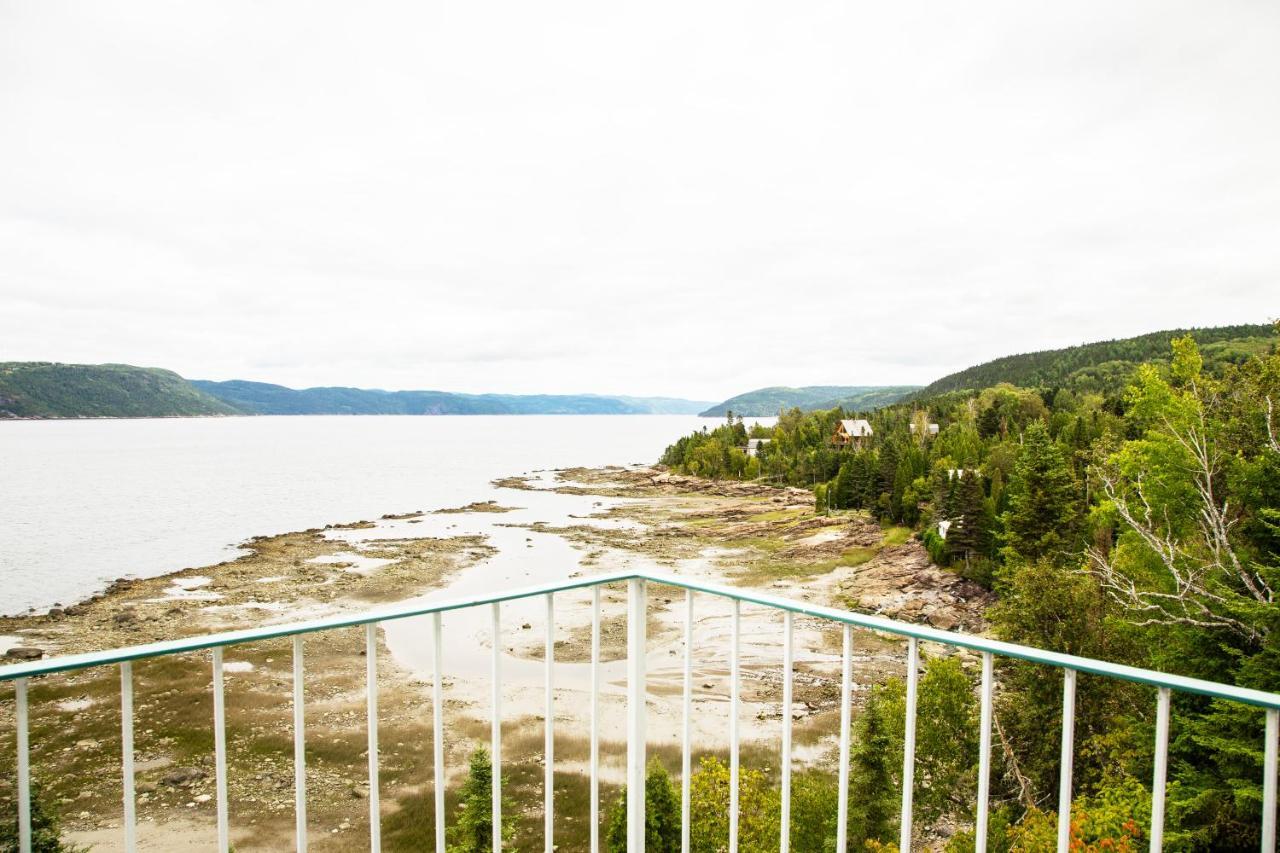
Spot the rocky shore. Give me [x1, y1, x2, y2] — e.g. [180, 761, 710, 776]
[0, 465, 992, 851]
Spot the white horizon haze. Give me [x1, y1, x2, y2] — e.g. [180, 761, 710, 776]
[1, 1, 1277, 400]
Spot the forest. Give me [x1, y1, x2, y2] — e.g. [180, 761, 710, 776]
[656, 328, 1280, 850]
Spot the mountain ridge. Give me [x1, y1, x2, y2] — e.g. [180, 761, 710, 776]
[699, 385, 920, 417]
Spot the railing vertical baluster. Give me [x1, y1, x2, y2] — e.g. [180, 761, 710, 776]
[729, 598, 740, 853]
[366, 623, 381, 852]
[492, 602, 503, 853]
[213, 648, 229, 852]
[544, 593, 555, 853]
[627, 578, 648, 852]
[780, 611, 793, 853]
[121, 661, 136, 853]
[1264, 707, 1278, 853]
[16, 677, 31, 853]
[1150, 687, 1170, 852]
[836, 625, 852, 852]
[976, 652, 993, 852]
[432, 612, 446, 853]
[899, 637, 918, 853]
[681, 589, 693, 853]
[293, 634, 307, 852]
[1057, 668, 1077, 853]
[590, 586, 601, 853]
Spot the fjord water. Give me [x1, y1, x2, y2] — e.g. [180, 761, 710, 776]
[0, 415, 713, 615]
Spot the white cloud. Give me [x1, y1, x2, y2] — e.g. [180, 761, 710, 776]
[1, 0, 1276, 399]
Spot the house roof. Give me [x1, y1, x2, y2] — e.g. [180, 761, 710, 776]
[839, 419, 873, 437]
[910, 423, 941, 435]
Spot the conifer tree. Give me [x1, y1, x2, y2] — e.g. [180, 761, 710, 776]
[1002, 421, 1081, 563]
[447, 748, 514, 853]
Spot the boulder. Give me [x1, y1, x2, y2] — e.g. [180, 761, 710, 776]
[4, 647, 43, 661]
[161, 767, 206, 787]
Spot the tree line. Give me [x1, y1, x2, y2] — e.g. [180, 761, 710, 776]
[656, 330, 1280, 850]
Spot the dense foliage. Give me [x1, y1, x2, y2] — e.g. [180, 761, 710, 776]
[193, 380, 710, 415]
[699, 385, 918, 417]
[915, 323, 1274, 397]
[0, 362, 710, 418]
[659, 325, 1280, 849]
[0, 363, 239, 418]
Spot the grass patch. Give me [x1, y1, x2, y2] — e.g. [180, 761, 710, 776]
[836, 546, 877, 568]
[746, 508, 808, 523]
[881, 526, 912, 546]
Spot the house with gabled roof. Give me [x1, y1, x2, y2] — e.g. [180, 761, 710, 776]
[833, 418, 873, 449]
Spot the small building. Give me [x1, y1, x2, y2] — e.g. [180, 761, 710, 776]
[745, 438, 770, 457]
[909, 422, 940, 437]
[833, 418, 874, 449]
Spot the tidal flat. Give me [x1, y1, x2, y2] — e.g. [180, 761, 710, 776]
[0, 466, 990, 851]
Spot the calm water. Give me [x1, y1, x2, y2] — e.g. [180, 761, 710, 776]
[0, 415, 727, 615]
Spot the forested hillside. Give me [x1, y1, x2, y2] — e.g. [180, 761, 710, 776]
[0, 363, 240, 418]
[917, 323, 1274, 396]
[192, 380, 709, 415]
[699, 385, 917, 417]
[659, 326, 1280, 849]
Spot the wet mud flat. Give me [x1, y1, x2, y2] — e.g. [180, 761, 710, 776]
[0, 466, 991, 851]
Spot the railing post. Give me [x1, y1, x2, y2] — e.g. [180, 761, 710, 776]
[16, 677, 31, 853]
[293, 635, 307, 852]
[899, 637, 918, 853]
[627, 578, 647, 852]
[976, 652, 993, 852]
[681, 589, 693, 853]
[590, 586, 601, 853]
[492, 602, 503, 853]
[121, 661, 136, 853]
[1264, 707, 1278, 853]
[366, 623, 381, 852]
[432, 612, 446, 853]
[1150, 687, 1170, 852]
[780, 611, 793, 853]
[836, 626, 852, 852]
[1057, 668, 1077, 853]
[213, 648, 229, 852]
[729, 598, 741, 853]
[544, 593, 555, 853]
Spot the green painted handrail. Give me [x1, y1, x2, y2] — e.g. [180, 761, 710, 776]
[3, 569, 1278, 710]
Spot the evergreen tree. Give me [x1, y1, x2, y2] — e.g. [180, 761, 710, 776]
[1002, 421, 1081, 564]
[446, 748, 514, 853]
[0, 781, 86, 853]
[606, 760, 681, 852]
[946, 470, 988, 564]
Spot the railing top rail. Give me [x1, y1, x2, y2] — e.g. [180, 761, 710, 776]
[3, 569, 1278, 710]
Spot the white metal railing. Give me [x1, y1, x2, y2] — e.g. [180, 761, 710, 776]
[2, 568, 1279, 852]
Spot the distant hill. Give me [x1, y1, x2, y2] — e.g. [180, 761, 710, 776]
[191, 380, 711, 416]
[916, 324, 1277, 398]
[0, 363, 240, 418]
[700, 385, 920, 417]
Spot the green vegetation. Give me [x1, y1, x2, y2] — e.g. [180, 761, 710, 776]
[606, 761, 681, 851]
[699, 385, 918, 417]
[0, 363, 239, 418]
[193, 380, 711, 415]
[659, 323, 1280, 848]
[0, 781, 86, 852]
[915, 323, 1275, 397]
[0, 363, 712, 418]
[445, 748, 515, 852]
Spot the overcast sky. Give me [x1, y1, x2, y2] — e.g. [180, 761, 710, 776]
[1, 1, 1277, 400]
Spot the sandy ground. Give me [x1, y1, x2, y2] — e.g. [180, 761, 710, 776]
[0, 465, 991, 851]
